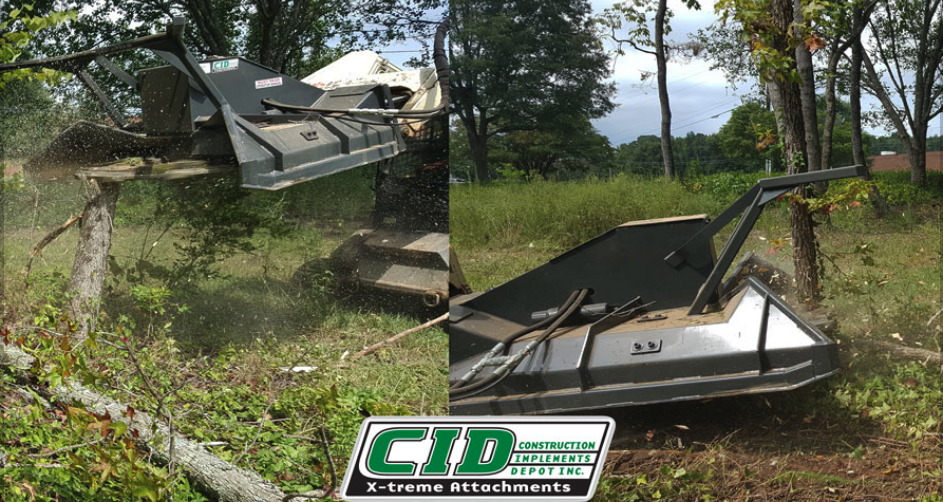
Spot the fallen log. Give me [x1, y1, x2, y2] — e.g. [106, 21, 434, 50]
[0, 342, 287, 502]
[352, 312, 448, 360]
[852, 338, 942, 367]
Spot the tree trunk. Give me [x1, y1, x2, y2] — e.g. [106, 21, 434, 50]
[780, 78, 819, 304]
[68, 181, 120, 344]
[850, 38, 889, 217]
[772, 0, 819, 305]
[655, 0, 674, 180]
[850, 42, 866, 168]
[461, 110, 492, 183]
[0, 343, 287, 502]
[468, 133, 491, 183]
[793, 0, 823, 194]
[820, 39, 839, 171]
[909, 131, 928, 184]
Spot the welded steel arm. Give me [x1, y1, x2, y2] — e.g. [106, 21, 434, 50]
[0, 18, 205, 128]
[667, 164, 869, 315]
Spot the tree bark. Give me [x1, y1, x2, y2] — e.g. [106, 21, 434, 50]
[655, 0, 674, 180]
[68, 181, 120, 344]
[850, 40, 889, 217]
[771, 0, 819, 305]
[793, 0, 823, 194]
[821, 38, 839, 171]
[468, 129, 491, 183]
[0, 343, 287, 502]
[908, 129, 928, 184]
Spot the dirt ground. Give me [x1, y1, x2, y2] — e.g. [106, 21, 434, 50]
[593, 340, 941, 501]
[604, 441, 940, 501]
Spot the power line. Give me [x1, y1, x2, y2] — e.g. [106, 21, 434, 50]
[617, 75, 726, 107]
[612, 65, 708, 99]
[611, 99, 740, 144]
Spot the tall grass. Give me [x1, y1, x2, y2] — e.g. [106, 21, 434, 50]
[450, 170, 943, 252]
[450, 175, 731, 251]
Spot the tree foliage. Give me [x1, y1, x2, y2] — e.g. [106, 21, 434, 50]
[11, 0, 444, 78]
[0, 5, 75, 86]
[498, 116, 615, 180]
[716, 101, 780, 166]
[451, 0, 616, 182]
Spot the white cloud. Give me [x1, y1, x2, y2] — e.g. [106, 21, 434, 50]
[590, 0, 893, 145]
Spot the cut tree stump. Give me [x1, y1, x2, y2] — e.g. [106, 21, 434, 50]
[0, 342, 287, 502]
[67, 180, 120, 344]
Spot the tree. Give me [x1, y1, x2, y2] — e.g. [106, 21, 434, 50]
[0, 6, 117, 342]
[816, 0, 875, 172]
[449, 122, 476, 181]
[717, 0, 828, 304]
[451, 0, 616, 182]
[601, 0, 700, 180]
[616, 135, 664, 175]
[860, 0, 943, 185]
[815, 96, 862, 168]
[500, 116, 614, 179]
[716, 101, 781, 171]
[24, 0, 444, 77]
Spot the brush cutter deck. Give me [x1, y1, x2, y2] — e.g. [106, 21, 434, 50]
[0, 18, 406, 190]
[449, 165, 868, 415]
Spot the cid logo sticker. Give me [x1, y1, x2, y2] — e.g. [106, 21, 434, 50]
[340, 416, 615, 501]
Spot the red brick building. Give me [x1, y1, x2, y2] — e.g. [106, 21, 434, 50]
[868, 151, 943, 172]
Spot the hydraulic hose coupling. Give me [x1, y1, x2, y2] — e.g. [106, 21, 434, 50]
[455, 342, 506, 387]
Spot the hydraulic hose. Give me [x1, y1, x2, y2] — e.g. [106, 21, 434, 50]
[448, 290, 580, 391]
[450, 289, 590, 399]
[261, 98, 445, 117]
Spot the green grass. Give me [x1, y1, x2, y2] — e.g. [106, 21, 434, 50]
[451, 173, 941, 348]
[450, 175, 731, 251]
[0, 167, 447, 501]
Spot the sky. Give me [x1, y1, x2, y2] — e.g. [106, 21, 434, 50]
[589, 0, 896, 147]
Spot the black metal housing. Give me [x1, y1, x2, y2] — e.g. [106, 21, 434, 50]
[449, 166, 869, 415]
[0, 18, 405, 190]
[450, 278, 840, 415]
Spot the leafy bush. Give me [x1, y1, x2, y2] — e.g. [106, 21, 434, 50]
[870, 170, 943, 205]
[833, 362, 942, 440]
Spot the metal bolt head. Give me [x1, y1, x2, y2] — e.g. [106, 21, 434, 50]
[633, 342, 643, 351]
[647, 340, 657, 349]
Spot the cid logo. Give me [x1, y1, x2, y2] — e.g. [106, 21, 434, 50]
[367, 427, 514, 476]
[341, 417, 614, 501]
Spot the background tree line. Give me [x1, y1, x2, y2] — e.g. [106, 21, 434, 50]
[450, 95, 943, 182]
[451, 0, 943, 187]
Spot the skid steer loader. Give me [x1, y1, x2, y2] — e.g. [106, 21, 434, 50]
[449, 165, 868, 415]
[0, 17, 450, 306]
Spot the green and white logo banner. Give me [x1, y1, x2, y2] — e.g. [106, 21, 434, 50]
[340, 416, 615, 501]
